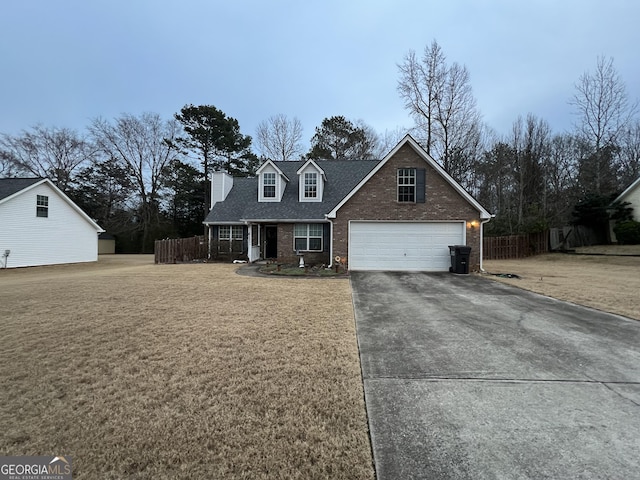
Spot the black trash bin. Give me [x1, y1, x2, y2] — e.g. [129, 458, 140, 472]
[448, 245, 471, 274]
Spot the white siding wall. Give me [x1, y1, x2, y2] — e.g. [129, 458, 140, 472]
[628, 186, 640, 222]
[211, 171, 234, 208]
[0, 183, 99, 268]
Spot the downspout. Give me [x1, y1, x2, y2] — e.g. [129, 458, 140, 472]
[479, 216, 494, 272]
[327, 218, 334, 268]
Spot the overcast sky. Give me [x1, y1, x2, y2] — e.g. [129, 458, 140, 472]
[1, 0, 639, 151]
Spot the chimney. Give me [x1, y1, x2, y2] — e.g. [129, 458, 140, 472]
[211, 171, 234, 209]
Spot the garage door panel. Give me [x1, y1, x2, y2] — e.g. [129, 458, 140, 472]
[349, 222, 464, 271]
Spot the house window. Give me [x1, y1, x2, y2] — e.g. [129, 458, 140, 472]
[397, 168, 416, 202]
[294, 224, 323, 252]
[219, 225, 243, 240]
[36, 195, 49, 217]
[304, 172, 317, 199]
[263, 172, 276, 198]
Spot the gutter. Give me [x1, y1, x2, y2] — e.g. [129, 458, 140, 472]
[240, 218, 330, 224]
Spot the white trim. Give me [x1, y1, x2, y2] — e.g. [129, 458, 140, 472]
[613, 176, 640, 204]
[238, 218, 329, 223]
[328, 218, 334, 267]
[397, 167, 417, 203]
[257, 162, 288, 202]
[218, 225, 244, 241]
[0, 178, 103, 232]
[297, 160, 325, 202]
[479, 217, 493, 272]
[326, 134, 491, 219]
[300, 171, 321, 202]
[296, 159, 326, 179]
[248, 223, 261, 262]
[293, 223, 324, 252]
[202, 221, 244, 226]
[261, 171, 277, 200]
[255, 159, 290, 180]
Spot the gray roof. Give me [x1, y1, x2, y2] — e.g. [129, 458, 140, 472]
[0, 178, 43, 201]
[204, 160, 380, 223]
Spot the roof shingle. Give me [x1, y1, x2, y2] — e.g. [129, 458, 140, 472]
[204, 160, 379, 223]
[0, 178, 44, 201]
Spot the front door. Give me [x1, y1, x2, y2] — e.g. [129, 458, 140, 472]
[265, 226, 278, 259]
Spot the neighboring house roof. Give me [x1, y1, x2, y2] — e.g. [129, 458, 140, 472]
[613, 176, 640, 204]
[327, 135, 492, 219]
[0, 177, 104, 232]
[204, 160, 380, 223]
[0, 177, 43, 201]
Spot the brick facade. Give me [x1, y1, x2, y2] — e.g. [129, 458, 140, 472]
[332, 144, 483, 270]
[275, 223, 330, 265]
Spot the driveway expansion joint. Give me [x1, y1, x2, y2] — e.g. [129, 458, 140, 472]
[365, 375, 640, 388]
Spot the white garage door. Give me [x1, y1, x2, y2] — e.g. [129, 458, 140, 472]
[349, 221, 465, 271]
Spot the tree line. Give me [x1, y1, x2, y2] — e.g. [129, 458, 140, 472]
[2, 41, 639, 252]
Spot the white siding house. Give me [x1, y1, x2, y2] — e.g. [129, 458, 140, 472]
[0, 178, 104, 268]
[615, 177, 640, 222]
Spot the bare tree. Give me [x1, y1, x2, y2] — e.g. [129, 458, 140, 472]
[376, 126, 410, 158]
[255, 114, 304, 161]
[571, 56, 635, 150]
[398, 39, 482, 182]
[510, 114, 551, 230]
[89, 113, 180, 252]
[354, 120, 382, 159]
[397, 41, 445, 156]
[435, 63, 483, 173]
[0, 152, 21, 177]
[570, 56, 637, 194]
[477, 140, 517, 234]
[544, 133, 580, 226]
[0, 125, 95, 191]
[617, 120, 640, 187]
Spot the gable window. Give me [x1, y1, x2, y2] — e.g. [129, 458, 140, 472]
[294, 224, 323, 252]
[219, 225, 243, 240]
[304, 172, 317, 199]
[263, 172, 276, 198]
[36, 195, 49, 217]
[397, 168, 416, 202]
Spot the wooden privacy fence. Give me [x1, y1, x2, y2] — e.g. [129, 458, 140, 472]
[154, 235, 208, 264]
[483, 231, 549, 260]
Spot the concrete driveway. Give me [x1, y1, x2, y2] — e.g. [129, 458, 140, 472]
[351, 272, 640, 479]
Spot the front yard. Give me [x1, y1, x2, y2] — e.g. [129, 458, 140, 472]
[0, 256, 374, 479]
[484, 249, 640, 321]
[3, 249, 637, 479]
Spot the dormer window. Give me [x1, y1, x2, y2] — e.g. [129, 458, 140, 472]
[257, 160, 288, 202]
[263, 172, 276, 198]
[297, 159, 325, 202]
[304, 172, 317, 199]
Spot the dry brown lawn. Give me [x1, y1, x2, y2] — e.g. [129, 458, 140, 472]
[0, 256, 374, 479]
[483, 249, 640, 321]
